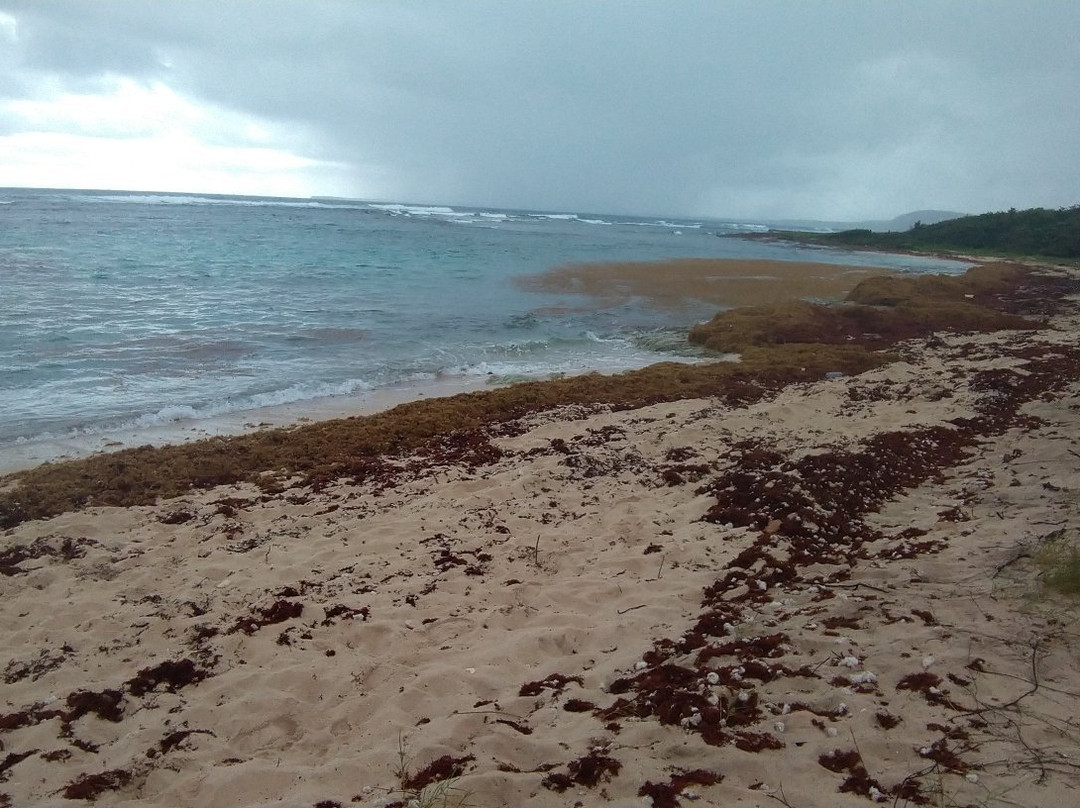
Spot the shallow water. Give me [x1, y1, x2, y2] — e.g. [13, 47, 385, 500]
[0, 188, 970, 468]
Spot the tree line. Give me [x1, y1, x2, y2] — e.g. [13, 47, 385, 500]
[788, 205, 1080, 260]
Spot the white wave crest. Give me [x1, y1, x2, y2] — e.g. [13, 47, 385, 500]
[368, 203, 463, 217]
[613, 219, 703, 229]
[15, 378, 376, 444]
[722, 222, 770, 232]
[584, 330, 630, 345]
[83, 193, 365, 210]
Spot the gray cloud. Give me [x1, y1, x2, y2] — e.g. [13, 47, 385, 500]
[2, 0, 1078, 218]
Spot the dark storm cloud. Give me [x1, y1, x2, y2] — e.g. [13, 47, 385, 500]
[2, 0, 1078, 218]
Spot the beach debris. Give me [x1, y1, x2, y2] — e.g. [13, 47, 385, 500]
[3, 645, 74, 684]
[563, 698, 596, 712]
[0, 535, 97, 576]
[541, 746, 622, 792]
[228, 600, 303, 635]
[126, 658, 209, 696]
[637, 769, 724, 808]
[400, 754, 475, 791]
[61, 768, 134, 800]
[150, 728, 215, 757]
[158, 506, 197, 524]
[519, 672, 584, 697]
[321, 604, 370, 624]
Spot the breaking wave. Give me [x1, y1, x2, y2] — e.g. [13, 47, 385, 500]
[82, 193, 367, 210]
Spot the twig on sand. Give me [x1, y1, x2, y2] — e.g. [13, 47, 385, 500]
[456, 709, 528, 720]
[991, 549, 1032, 579]
[951, 638, 1077, 786]
[820, 581, 890, 594]
[890, 763, 940, 808]
[960, 639, 1042, 715]
[766, 780, 799, 807]
[646, 555, 665, 581]
[617, 604, 647, 615]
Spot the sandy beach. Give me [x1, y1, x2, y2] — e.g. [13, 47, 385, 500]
[2, 261, 1080, 807]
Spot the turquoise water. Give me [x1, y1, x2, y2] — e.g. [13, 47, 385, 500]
[0, 188, 968, 456]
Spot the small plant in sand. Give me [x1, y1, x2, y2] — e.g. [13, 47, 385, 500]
[389, 735, 474, 808]
[397, 780, 471, 808]
[1035, 529, 1080, 596]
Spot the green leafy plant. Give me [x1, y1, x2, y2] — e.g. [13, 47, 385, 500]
[1036, 531, 1080, 596]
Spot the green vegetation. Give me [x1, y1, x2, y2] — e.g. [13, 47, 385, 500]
[771, 205, 1080, 261]
[1036, 531, 1080, 596]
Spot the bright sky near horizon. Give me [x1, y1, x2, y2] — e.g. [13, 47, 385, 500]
[1, 1, 1078, 220]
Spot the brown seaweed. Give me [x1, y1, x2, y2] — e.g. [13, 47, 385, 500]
[61, 768, 133, 800]
[542, 749, 622, 791]
[518, 673, 584, 697]
[125, 659, 209, 696]
[401, 754, 475, 791]
[228, 600, 303, 635]
[638, 769, 724, 808]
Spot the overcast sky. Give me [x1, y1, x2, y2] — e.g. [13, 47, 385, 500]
[1, 1, 1077, 220]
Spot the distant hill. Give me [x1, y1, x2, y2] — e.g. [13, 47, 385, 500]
[761, 209, 966, 234]
[770, 205, 1080, 260]
[863, 209, 967, 232]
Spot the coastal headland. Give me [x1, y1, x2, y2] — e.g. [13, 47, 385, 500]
[2, 258, 1080, 807]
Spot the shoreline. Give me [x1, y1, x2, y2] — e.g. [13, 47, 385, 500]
[0, 257, 907, 477]
[0, 374, 496, 477]
[2, 284, 1078, 805]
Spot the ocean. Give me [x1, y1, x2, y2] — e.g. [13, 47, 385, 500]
[0, 187, 968, 469]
